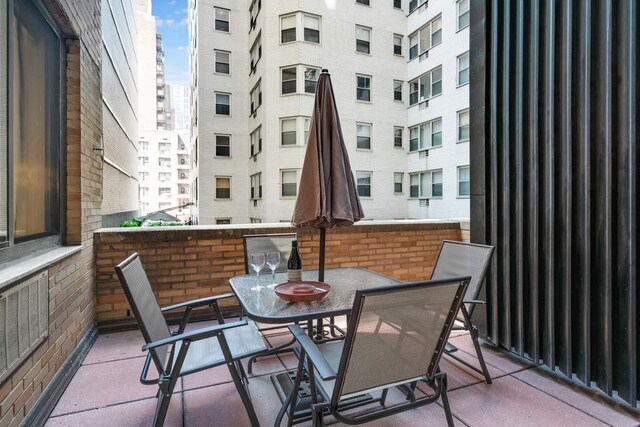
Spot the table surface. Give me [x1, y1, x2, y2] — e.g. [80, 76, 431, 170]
[229, 268, 401, 323]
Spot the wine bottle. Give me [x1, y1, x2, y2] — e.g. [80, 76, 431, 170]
[287, 239, 302, 282]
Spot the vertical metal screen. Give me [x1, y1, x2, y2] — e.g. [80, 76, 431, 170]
[470, 0, 638, 408]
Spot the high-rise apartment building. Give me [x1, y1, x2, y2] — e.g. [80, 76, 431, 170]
[189, 0, 469, 224]
[166, 84, 191, 132]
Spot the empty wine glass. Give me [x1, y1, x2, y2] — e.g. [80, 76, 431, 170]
[250, 253, 265, 285]
[266, 252, 281, 286]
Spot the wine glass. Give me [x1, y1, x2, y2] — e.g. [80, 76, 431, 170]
[266, 252, 281, 286]
[250, 253, 265, 287]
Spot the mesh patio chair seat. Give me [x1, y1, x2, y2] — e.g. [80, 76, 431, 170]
[430, 240, 495, 384]
[115, 253, 267, 427]
[277, 276, 471, 427]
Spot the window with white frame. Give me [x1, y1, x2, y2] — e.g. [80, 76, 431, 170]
[281, 170, 298, 197]
[250, 79, 262, 113]
[250, 173, 262, 199]
[158, 142, 171, 152]
[356, 74, 371, 101]
[409, 66, 442, 105]
[281, 67, 296, 94]
[281, 118, 297, 146]
[158, 157, 170, 167]
[215, 92, 230, 115]
[409, 170, 442, 198]
[409, 15, 442, 60]
[139, 172, 149, 181]
[140, 141, 148, 150]
[140, 187, 149, 197]
[303, 14, 320, 43]
[214, 7, 230, 32]
[215, 177, 231, 199]
[250, 126, 262, 156]
[215, 50, 230, 74]
[394, 80, 403, 101]
[356, 25, 371, 54]
[409, 118, 442, 151]
[458, 166, 470, 197]
[356, 171, 372, 197]
[394, 126, 403, 148]
[394, 173, 403, 193]
[409, 0, 427, 13]
[457, 0, 470, 30]
[215, 135, 230, 157]
[139, 156, 148, 166]
[394, 0, 402, 9]
[158, 172, 171, 182]
[393, 34, 403, 55]
[304, 118, 311, 143]
[159, 187, 171, 196]
[281, 14, 296, 42]
[304, 67, 320, 93]
[250, 0, 261, 25]
[458, 109, 470, 141]
[458, 52, 470, 86]
[250, 32, 262, 71]
[356, 123, 372, 150]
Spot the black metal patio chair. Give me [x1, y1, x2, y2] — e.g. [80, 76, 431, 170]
[277, 276, 471, 427]
[115, 253, 267, 427]
[430, 240, 495, 383]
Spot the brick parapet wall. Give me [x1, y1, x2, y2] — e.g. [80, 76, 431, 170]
[94, 220, 463, 329]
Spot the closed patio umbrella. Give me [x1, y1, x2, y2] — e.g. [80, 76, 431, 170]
[292, 69, 364, 282]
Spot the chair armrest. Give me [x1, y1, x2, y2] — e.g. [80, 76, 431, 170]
[463, 299, 486, 305]
[161, 293, 236, 312]
[143, 320, 248, 350]
[289, 324, 337, 381]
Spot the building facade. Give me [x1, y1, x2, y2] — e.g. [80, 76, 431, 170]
[166, 83, 191, 132]
[189, 0, 469, 224]
[101, 0, 140, 226]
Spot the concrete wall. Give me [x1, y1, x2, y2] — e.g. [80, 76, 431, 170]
[94, 220, 462, 329]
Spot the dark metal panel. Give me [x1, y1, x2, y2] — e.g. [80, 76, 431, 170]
[525, 0, 540, 364]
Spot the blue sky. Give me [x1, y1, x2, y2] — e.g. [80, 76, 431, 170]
[152, 0, 190, 85]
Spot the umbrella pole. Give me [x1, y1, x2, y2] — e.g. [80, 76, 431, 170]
[319, 228, 326, 282]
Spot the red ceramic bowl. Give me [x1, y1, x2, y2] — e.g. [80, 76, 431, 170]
[274, 281, 331, 303]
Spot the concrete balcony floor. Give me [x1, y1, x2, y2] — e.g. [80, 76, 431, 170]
[46, 320, 638, 427]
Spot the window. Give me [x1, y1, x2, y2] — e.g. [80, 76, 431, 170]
[409, 170, 442, 198]
[250, 173, 262, 199]
[304, 118, 311, 143]
[356, 123, 372, 150]
[139, 172, 149, 181]
[250, 126, 262, 156]
[250, 0, 261, 28]
[139, 156, 149, 166]
[458, 166, 470, 197]
[140, 141, 148, 150]
[281, 118, 297, 145]
[409, 16, 442, 60]
[281, 170, 298, 197]
[356, 74, 371, 101]
[140, 187, 149, 197]
[8, 1, 65, 249]
[394, 80, 403, 101]
[409, 66, 442, 105]
[216, 218, 231, 225]
[281, 67, 296, 94]
[356, 171, 372, 197]
[356, 25, 371, 54]
[215, 93, 230, 115]
[458, 109, 470, 141]
[458, 0, 470, 30]
[393, 34, 403, 55]
[409, 0, 427, 13]
[410, 118, 442, 151]
[158, 172, 171, 182]
[216, 177, 231, 199]
[394, 127, 403, 147]
[250, 33, 262, 71]
[394, 173, 403, 193]
[394, 0, 402, 9]
[215, 7, 230, 32]
[356, 0, 370, 5]
[158, 142, 171, 152]
[281, 14, 296, 43]
[159, 187, 171, 196]
[458, 52, 470, 86]
[215, 50, 230, 74]
[304, 67, 320, 93]
[216, 135, 230, 157]
[250, 80, 262, 113]
[159, 157, 171, 167]
[303, 15, 320, 43]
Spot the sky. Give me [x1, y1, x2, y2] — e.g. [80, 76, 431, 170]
[152, 0, 190, 85]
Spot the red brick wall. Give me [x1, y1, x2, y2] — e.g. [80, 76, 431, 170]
[94, 221, 462, 329]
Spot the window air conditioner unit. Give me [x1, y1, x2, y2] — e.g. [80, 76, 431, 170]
[419, 198, 430, 207]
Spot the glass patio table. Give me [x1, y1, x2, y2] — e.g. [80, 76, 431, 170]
[228, 267, 401, 324]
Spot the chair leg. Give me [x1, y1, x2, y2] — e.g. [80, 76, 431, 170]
[460, 306, 492, 384]
[437, 373, 454, 427]
[311, 403, 325, 427]
[228, 361, 260, 427]
[153, 390, 172, 427]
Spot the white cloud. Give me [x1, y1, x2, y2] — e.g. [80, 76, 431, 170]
[176, 46, 187, 51]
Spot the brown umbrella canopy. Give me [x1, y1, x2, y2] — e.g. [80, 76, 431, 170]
[292, 70, 364, 228]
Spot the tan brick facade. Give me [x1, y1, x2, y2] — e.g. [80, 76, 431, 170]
[94, 221, 462, 329]
[0, 0, 102, 425]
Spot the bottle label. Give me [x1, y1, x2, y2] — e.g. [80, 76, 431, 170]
[287, 269, 302, 282]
